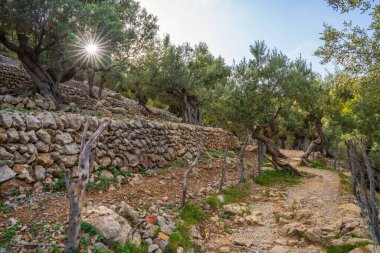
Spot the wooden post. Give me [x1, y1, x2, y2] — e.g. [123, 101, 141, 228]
[64, 119, 110, 253]
[219, 139, 229, 192]
[181, 135, 204, 208]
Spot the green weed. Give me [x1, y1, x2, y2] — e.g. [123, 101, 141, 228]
[180, 203, 206, 225]
[86, 176, 117, 192]
[206, 195, 222, 210]
[339, 172, 352, 193]
[324, 241, 369, 253]
[309, 160, 335, 171]
[222, 183, 250, 204]
[253, 169, 301, 187]
[168, 221, 193, 251]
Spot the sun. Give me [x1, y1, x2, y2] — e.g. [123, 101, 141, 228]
[70, 31, 109, 68]
[85, 43, 98, 54]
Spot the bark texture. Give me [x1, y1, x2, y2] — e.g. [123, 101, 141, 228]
[64, 119, 110, 253]
[218, 141, 229, 192]
[182, 135, 204, 207]
[239, 136, 250, 183]
[251, 131, 300, 176]
[301, 117, 324, 165]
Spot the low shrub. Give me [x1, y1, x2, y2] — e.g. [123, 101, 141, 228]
[253, 169, 301, 187]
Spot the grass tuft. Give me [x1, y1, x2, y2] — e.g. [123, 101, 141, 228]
[253, 170, 302, 187]
[339, 172, 353, 193]
[324, 241, 369, 253]
[206, 195, 222, 210]
[180, 203, 206, 225]
[222, 183, 251, 204]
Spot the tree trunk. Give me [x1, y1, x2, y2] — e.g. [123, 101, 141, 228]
[251, 131, 301, 176]
[64, 119, 110, 253]
[98, 74, 106, 99]
[182, 94, 201, 125]
[87, 69, 96, 98]
[239, 136, 250, 184]
[257, 141, 264, 176]
[301, 117, 324, 165]
[182, 136, 204, 207]
[219, 141, 229, 192]
[19, 54, 65, 105]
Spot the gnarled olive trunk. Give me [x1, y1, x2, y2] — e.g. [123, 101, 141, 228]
[251, 130, 300, 176]
[301, 117, 324, 165]
[19, 54, 65, 105]
[87, 69, 96, 98]
[182, 94, 201, 125]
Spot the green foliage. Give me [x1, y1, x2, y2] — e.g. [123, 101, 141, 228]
[81, 221, 105, 243]
[339, 172, 353, 193]
[99, 165, 133, 177]
[309, 161, 335, 171]
[0, 221, 21, 249]
[112, 241, 148, 253]
[253, 170, 302, 187]
[222, 183, 250, 204]
[324, 241, 369, 253]
[86, 176, 117, 192]
[200, 152, 210, 160]
[168, 222, 193, 251]
[0, 204, 10, 213]
[209, 150, 226, 158]
[206, 195, 222, 210]
[180, 203, 206, 225]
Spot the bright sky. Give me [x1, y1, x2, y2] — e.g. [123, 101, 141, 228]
[139, 0, 371, 75]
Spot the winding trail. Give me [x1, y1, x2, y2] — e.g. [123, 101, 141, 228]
[204, 150, 357, 253]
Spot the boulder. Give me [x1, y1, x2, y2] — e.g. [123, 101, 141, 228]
[82, 206, 132, 244]
[25, 115, 41, 130]
[119, 202, 140, 225]
[7, 128, 19, 142]
[60, 155, 78, 167]
[36, 129, 51, 144]
[19, 131, 30, 144]
[35, 153, 54, 166]
[0, 165, 16, 183]
[40, 113, 57, 129]
[54, 132, 74, 145]
[99, 157, 112, 167]
[64, 142, 79, 155]
[100, 170, 113, 179]
[0, 147, 14, 160]
[223, 203, 248, 215]
[0, 112, 13, 128]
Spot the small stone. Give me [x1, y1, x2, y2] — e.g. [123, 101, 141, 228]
[34, 165, 46, 180]
[64, 142, 79, 155]
[99, 157, 112, 167]
[0, 147, 14, 160]
[36, 129, 51, 144]
[0, 165, 16, 183]
[148, 244, 159, 253]
[0, 112, 12, 128]
[7, 128, 19, 142]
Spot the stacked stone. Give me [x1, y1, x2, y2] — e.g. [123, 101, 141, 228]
[0, 111, 239, 193]
[0, 93, 57, 111]
[0, 63, 34, 93]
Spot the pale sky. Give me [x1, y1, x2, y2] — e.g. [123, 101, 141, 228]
[139, 0, 371, 75]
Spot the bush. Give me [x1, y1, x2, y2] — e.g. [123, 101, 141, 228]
[253, 169, 301, 187]
[339, 172, 352, 193]
[86, 176, 117, 192]
[168, 222, 193, 251]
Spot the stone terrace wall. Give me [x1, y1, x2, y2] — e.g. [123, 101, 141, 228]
[0, 62, 34, 93]
[0, 111, 239, 193]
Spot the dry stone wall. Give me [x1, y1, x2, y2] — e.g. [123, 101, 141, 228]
[0, 111, 239, 194]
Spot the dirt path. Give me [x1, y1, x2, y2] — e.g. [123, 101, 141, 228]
[203, 150, 360, 253]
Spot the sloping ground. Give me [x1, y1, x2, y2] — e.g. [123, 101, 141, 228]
[202, 150, 371, 253]
[0, 57, 181, 122]
[0, 150, 371, 253]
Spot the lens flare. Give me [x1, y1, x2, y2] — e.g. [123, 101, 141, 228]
[69, 31, 110, 69]
[85, 43, 98, 54]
